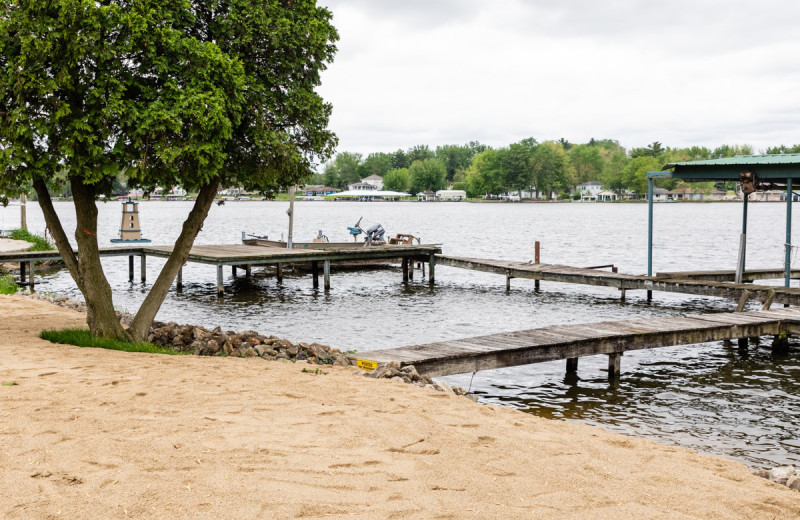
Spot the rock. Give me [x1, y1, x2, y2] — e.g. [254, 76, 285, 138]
[205, 340, 221, 355]
[246, 337, 260, 348]
[286, 345, 299, 357]
[223, 340, 234, 356]
[753, 469, 770, 479]
[768, 466, 795, 485]
[466, 394, 480, 402]
[788, 475, 800, 491]
[263, 349, 278, 358]
[212, 326, 222, 334]
[253, 345, 265, 356]
[435, 381, 455, 395]
[242, 347, 258, 358]
[390, 376, 405, 382]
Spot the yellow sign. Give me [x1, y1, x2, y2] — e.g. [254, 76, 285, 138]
[356, 359, 378, 372]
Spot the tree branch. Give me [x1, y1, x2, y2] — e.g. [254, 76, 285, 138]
[32, 178, 82, 290]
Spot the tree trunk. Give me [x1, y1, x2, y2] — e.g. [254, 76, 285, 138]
[127, 181, 219, 341]
[33, 179, 81, 287]
[70, 178, 129, 339]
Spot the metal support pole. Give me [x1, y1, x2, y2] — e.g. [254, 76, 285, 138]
[648, 177, 654, 279]
[735, 193, 749, 284]
[566, 357, 578, 373]
[534, 241, 540, 291]
[140, 254, 147, 282]
[428, 253, 435, 285]
[128, 255, 134, 282]
[402, 258, 409, 283]
[287, 185, 296, 248]
[785, 178, 793, 288]
[607, 352, 622, 379]
[323, 260, 331, 291]
[216, 265, 224, 295]
[312, 261, 319, 289]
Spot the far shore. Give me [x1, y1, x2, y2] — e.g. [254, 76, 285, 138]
[0, 294, 798, 519]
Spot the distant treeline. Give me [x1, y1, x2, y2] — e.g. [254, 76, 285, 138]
[309, 140, 800, 198]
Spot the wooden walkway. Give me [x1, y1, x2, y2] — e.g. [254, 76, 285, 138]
[358, 307, 800, 378]
[0, 243, 441, 294]
[435, 255, 800, 306]
[656, 268, 800, 282]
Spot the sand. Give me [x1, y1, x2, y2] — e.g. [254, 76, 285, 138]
[0, 294, 798, 519]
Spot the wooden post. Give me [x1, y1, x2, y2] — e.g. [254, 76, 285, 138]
[312, 261, 319, 289]
[506, 274, 511, 291]
[276, 263, 283, 283]
[647, 290, 652, 301]
[216, 265, 224, 295]
[402, 258, 409, 283]
[620, 288, 626, 301]
[245, 265, 252, 278]
[534, 241, 540, 291]
[409, 260, 414, 280]
[735, 290, 750, 349]
[761, 289, 776, 310]
[323, 260, 331, 291]
[177, 266, 183, 291]
[19, 192, 27, 231]
[140, 254, 146, 282]
[28, 261, 34, 290]
[128, 255, 134, 282]
[19, 262, 26, 284]
[428, 252, 435, 285]
[231, 265, 237, 277]
[566, 357, 578, 373]
[607, 352, 622, 379]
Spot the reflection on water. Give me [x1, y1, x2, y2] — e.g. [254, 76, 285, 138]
[17, 200, 800, 468]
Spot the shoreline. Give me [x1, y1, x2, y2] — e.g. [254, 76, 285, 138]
[1, 294, 798, 519]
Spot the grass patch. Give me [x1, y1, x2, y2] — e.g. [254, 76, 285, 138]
[301, 367, 328, 375]
[2, 381, 18, 386]
[0, 273, 18, 295]
[41, 329, 185, 355]
[9, 228, 54, 251]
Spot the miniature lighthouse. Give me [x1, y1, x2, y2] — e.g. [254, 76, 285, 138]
[110, 197, 151, 243]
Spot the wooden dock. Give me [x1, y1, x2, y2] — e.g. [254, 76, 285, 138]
[0, 243, 441, 294]
[358, 307, 800, 378]
[435, 255, 800, 306]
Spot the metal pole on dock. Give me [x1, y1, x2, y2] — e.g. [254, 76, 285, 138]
[286, 185, 296, 249]
[735, 193, 749, 284]
[216, 265, 224, 295]
[786, 178, 793, 288]
[276, 263, 283, 283]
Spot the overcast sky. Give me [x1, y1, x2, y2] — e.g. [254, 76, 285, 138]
[316, 0, 800, 156]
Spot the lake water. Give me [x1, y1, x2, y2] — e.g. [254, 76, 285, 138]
[4, 199, 800, 469]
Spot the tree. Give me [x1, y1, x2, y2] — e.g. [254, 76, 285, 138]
[326, 152, 362, 188]
[502, 137, 538, 195]
[530, 141, 569, 199]
[435, 144, 477, 181]
[568, 144, 603, 184]
[465, 149, 503, 197]
[407, 145, 435, 164]
[382, 168, 410, 192]
[0, 0, 338, 341]
[621, 156, 661, 195]
[409, 159, 447, 194]
[357, 152, 392, 179]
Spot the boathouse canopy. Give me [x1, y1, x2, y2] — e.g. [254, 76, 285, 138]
[648, 153, 800, 288]
[663, 153, 800, 186]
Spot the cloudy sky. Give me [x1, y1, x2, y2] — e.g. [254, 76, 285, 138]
[316, 0, 800, 156]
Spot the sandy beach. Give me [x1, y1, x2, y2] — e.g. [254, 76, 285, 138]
[0, 294, 798, 519]
[0, 237, 33, 253]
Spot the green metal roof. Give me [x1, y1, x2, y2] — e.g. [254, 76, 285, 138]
[662, 154, 800, 182]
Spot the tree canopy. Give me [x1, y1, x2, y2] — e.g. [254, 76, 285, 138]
[0, 0, 338, 340]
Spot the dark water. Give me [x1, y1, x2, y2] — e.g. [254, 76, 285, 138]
[5, 200, 800, 468]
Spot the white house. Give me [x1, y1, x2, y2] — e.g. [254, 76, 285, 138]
[596, 190, 617, 201]
[575, 181, 603, 201]
[347, 182, 377, 191]
[361, 175, 384, 190]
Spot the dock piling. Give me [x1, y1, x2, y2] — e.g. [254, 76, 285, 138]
[216, 265, 224, 295]
[276, 263, 283, 283]
[402, 258, 409, 283]
[128, 256, 134, 282]
[428, 253, 436, 285]
[312, 261, 319, 289]
[19, 262, 25, 284]
[28, 262, 34, 290]
[534, 241, 540, 291]
[566, 357, 579, 373]
[140, 254, 146, 282]
[607, 352, 622, 379]
[324, 260, 331, 291]
[231, 265, 237, 277]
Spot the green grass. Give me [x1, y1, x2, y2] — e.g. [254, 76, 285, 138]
[0, 273, 18, 295]
[9, 228, 54, 251]
[41, 329, 185, 355]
